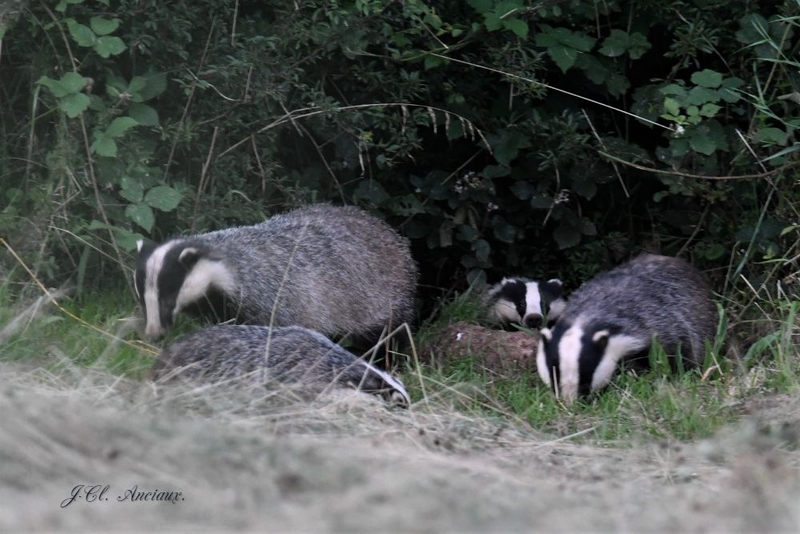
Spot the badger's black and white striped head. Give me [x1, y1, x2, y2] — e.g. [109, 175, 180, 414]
[134, 239, 237, 339]
[351, 360, 411, 408]
[487, 277, 565, 329]
[536, 319, 648, 404]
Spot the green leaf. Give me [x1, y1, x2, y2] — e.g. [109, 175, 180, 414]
[467, 0, 493, 13]
[126, 203, 155, 232]
[659, 83, 687, 98]
[119, 176, 144, 203]
[688, 132, 716, 155]
[687, 86, 719, 106]
[91, 135, 117, 157]
[663, 97, 682, 116]
[735, 14, 769, 46]
[105, 116, 139, 138]
[56, 0, 83, 12]
[577, 54, 610, 84]
[605, 73, 630, 97]
[484, 12, 502, 31]
[690, 69, 723, 89]
[626, 32, 651, 60]
[37, 76, 69, 98]
[503, 18, 528, 39]
[61, 72, 87, 93]
[553, 224, 580, 249]
[137, 73, 168, 101]
[66, 19, 96, 47]
[95, 35, 126, 58]
[754, 127, 788, 145]
[699, 103, 721, 117]
[599, 29, 628, 58]
[128, 76, 148, 95]
[555, 28, 595, 51]
[424, 54, 443, 70]
[90, 17, 120, 36]
[59, 93, 90, 118]
[536, 26, 596, 52]
[718, 78, 744, 103]
[548, 46, 578, 73]
[128, 103, 160, 126]
[145, 186, 183, 212]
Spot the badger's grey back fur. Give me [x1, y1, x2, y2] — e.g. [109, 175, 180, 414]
[537, 254, 718, 404]
[485, 277, 566, 329]
[135, 204, 418, 340]
[151, 324, 410, 407]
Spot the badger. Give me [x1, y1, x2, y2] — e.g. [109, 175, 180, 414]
[150, 324, 411, 407]
[536, 254, 718, 404]
[134, 204, 418, 343]
[485, 277, 566, 329]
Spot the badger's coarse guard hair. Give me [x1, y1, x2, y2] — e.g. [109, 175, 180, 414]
[150, 324, 411, 407]
[536, 254, 718, 404]
[485, 277, 565, 329]
[134, 204, 418, 341]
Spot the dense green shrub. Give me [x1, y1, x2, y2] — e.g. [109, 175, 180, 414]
[1, 0, 798, 305]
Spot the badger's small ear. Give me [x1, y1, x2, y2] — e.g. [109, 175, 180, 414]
[541, 278, 564, 302]
[592, 329, 610, 350]
[136, 238, 158, 257]
[178, 247, 203, 267]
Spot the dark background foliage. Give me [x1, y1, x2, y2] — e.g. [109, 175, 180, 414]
[1, 0, 799, 313]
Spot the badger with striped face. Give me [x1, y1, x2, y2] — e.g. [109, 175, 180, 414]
[133, 204, 418, 342]
[486, 277, 566, 329]
[536, 254, 718, 404]
[151, 324, 411, 407]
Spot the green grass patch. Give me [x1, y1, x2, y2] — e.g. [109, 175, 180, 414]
[406, 294, 800, 444]
[2, 280, 798, 447]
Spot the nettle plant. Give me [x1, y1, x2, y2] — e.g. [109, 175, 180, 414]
[35, 0, 178, 252]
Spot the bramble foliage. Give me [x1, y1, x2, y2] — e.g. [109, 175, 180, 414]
[1, 0, 798, 302]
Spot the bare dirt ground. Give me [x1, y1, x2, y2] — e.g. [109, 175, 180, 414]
[0, 361, 798, 533]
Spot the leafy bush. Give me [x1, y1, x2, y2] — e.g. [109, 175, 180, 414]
[1, 0, 798, 305]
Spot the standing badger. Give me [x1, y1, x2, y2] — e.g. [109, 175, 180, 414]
[150, 324, 411, 407]
[537, 254, 718, 404]
[485, 277, 566, 329]
[134, 204, 418, 342]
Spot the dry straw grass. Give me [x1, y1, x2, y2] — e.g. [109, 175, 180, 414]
[1, 352, 799, 532]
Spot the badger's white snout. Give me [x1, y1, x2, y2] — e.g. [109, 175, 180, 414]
[144, 322, 166, 339]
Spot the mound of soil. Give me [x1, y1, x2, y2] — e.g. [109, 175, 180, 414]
[418, 321, 539, 375]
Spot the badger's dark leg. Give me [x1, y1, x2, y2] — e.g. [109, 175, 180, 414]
[340, 323, 414, 371]
[624, 348, 652, 374]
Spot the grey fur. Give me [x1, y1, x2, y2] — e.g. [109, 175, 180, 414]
[135, 204, 418, 340]
[538, 254, 718, 402]
[151, 324, 411, 407]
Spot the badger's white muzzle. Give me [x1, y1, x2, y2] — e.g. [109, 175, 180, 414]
[145, 322, 166, 339]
